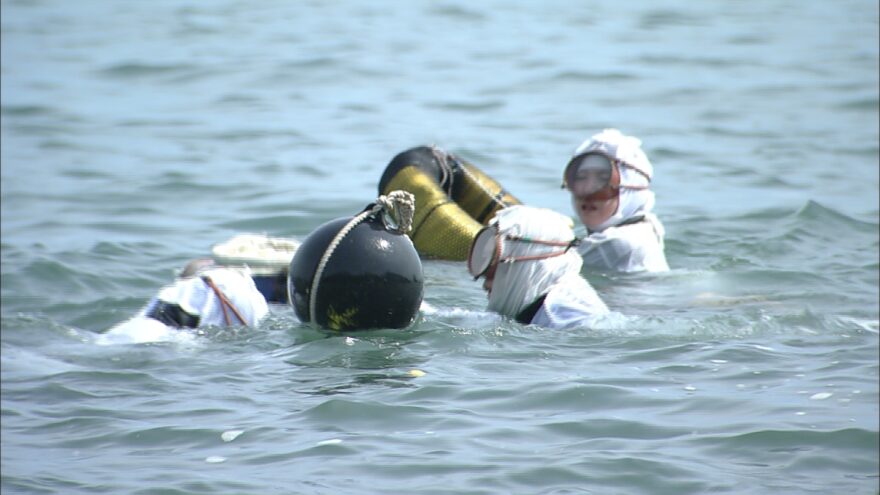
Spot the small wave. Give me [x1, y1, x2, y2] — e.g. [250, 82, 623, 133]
[303, 398, 432, 429]
[837, 96, 879, 112]
[636, 54, 747, 68]
[95, 317, 201, 346]
[280, 56, 340, 70]
[96, 62, 194, 78]
[96, 62, 225, 86]
[215, 214, 308, 233]
[826, 315, 880, 335]
[695, 427, 879, 453]
[794, 200, 878, 230]
[425, 100, 506, 112]
[420, 300, 493, 319]
[0, 347, 83, 379]
[1, 104, 56, 116]
[550, 70, 637, 82]
[638, 9, 708, 28]
[428, 4, 486, 21]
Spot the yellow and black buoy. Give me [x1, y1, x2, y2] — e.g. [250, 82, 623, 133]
[287, 196, 424, 331]
[378, 145, 521, 260]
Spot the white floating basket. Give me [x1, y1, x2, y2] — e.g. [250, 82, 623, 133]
[211, 234, 301, 303]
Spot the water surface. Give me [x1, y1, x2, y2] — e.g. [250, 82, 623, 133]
[2, 1, 878, 494]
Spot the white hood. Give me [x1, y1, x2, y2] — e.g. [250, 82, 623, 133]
[486, 205, 584, 319]
[572, 128, 656, 232]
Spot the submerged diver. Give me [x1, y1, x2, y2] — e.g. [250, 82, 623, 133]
[107, 190, 423, 338]
[107, 259, 269, 336]
[467, 204, 609, 329]
[562, 128, 669, 273]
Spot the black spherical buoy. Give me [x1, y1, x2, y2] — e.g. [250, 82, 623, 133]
[288, 212, 424, 331]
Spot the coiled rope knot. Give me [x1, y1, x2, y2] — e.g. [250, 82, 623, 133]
[373, 190, 416, 234]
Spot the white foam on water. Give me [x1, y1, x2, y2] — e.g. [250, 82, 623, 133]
[315, 439, 342, 446]
[95, 317, 201, 346]
[221, 430, 244, 442]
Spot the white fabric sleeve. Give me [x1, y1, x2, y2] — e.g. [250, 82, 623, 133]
[577, 214, 669, 273]
[529, 274, 609, 329]
[155, 268, 269, 327]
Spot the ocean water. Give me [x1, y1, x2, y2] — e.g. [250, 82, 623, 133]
[2, 1, 878, 494]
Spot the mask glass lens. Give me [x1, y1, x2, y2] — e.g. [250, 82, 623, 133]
[565, 153, 618, 199]
[467, 227, 499, 278]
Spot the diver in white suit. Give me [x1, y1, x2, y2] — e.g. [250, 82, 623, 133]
[562, 128, 670, 273]
[467, 205, 609, 329]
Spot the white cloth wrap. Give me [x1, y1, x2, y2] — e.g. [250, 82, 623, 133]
[147, 267, 268, 327]
[530, 273, 610, 329]
[486, 206, 590, 319]
[104, 267, 269, 343]
[577, 212, 670, 273]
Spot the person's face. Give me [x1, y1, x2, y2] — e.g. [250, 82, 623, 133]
[564, 154, 620, 229]
[572, 194, 619, 230]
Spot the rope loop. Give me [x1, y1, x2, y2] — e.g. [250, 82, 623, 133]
[430, 146, 509, 210]
[429, 145, 455, 195]
[372, 190, 415, 234]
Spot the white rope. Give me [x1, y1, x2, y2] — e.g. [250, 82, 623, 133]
[373, 190, 415, 234]
[429, 145, 455, 195]
[307, 190, 416, 325]
[308, 211, 371, 325]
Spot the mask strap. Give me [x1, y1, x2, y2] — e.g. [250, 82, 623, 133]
[617, 161, 652, 183]
[202, 275, 248, 327]
[496, 236, 579, 264]
[562, 153, 651, 189]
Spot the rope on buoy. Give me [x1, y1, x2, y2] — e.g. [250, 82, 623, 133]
[373, 190, 415, 234]
[308, 190, 416, 325]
